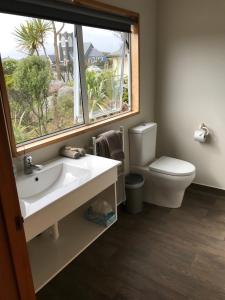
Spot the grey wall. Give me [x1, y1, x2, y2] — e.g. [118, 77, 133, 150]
[14, 0, 156, 174]
[156, 0, 225, 189]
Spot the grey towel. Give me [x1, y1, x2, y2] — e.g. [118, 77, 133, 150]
[96, 130, 125, 161]
[96, 135, 110, 158]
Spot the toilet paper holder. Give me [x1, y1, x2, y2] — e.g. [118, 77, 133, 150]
[199, 123, 209, 136]
[194, 123, 210, 143]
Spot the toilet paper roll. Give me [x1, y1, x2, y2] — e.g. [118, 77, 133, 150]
[194, 129, 206, 143]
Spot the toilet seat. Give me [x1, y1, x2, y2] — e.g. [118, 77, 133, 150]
[149, 156, 195, 176]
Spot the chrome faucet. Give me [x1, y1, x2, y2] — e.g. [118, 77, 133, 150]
[24, 155, 43, 175]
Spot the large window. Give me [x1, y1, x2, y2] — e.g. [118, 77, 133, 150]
[0, 1, 139, 155]
[0, 13, 131, 146]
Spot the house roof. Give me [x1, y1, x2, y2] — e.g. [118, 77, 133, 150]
[83, 42, 105, 58]
[48, 54, 55, 64]
[107, 46, 123, 58]
[41, 42, 106, 65]
[88, 47, 105, 58]
[83, 42, 92, 56]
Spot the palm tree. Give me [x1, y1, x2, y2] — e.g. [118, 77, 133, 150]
[32, 19, 52, 57]
[14, 19, 52, 56]
[15, 21, 40, 55]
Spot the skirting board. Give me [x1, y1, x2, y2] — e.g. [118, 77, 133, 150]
[188, 183, 225, 198]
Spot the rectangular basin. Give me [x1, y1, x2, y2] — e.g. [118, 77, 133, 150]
[16, 155, 120, 219]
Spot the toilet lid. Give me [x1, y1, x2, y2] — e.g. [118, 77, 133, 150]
[149, 156, 195, 176]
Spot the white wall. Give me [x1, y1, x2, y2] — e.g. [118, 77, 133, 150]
[14, 0, 156, 173]
[156, 0, 225, 189]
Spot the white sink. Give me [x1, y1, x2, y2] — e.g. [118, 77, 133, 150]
[17, 163, 63, 199]
[17, 163, 90, 199]
[16, 155, 120, 219]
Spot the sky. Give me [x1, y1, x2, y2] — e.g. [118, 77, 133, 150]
[0, 13, 123, 59]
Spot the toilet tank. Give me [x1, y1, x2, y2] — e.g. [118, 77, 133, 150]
[129, 122, 157, 166]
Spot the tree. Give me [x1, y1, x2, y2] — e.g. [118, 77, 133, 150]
[86, 69, 128, 118]
[51, 21, 64, 80]
[14, 19, 52, 56]
[86, 70, 111, 118]
[2, 58, 18, 88]
[2, 58, 18, 75]
[52, 93, 74, 130]
[13, 56, 52, 136]
[32, 19, 52, 57]
[12, 110, 35, 144]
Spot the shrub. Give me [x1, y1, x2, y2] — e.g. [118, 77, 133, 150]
[13, 55, 52, 137]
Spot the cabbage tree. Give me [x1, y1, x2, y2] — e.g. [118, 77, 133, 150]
[14, 18, 52, 56]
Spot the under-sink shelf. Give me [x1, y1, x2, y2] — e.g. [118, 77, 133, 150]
[27, 185, 117, 292]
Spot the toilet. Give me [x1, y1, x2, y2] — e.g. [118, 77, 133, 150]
[129, 122, 196, 208]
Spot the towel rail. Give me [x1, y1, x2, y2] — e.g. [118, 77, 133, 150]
[92, 126, 125, 157]
[120, 126, 125, 153]
[92, 136, 97, 156]
[91, 126, 126, 205]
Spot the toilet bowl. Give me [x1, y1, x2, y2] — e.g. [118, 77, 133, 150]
[129, 123, 196, 208]
[133, 156, 195, 208]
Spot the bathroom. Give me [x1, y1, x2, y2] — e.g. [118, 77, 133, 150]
[1, 0, 225, 299]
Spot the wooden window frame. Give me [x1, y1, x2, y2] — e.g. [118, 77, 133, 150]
[0, 0, 139, 157]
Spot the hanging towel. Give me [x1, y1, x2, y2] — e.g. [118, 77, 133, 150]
[95, 130, 126, 205]
[95, 135, 110, 158]
[96, 130, 124, 161]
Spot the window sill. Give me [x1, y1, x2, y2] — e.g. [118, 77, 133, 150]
[15, 110, 139, 156]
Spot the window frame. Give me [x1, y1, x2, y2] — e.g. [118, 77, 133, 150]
[0, 0, 140, 157]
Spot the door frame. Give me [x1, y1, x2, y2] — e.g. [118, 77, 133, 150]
[0, 90, 36, 299]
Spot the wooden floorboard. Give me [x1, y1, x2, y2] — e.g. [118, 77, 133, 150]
[37, 187, 225, 299]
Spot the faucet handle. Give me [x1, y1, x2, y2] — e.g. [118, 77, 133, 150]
[24, 155, 32, 164]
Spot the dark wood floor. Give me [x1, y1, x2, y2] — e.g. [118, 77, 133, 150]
[37, 187, 225, 300]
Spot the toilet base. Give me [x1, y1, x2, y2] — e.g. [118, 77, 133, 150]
[147, 187, 185, 208]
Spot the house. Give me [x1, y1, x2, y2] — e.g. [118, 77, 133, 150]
[47, 54, 56, 65]
[107, 46, 129, 77]
[58, 32, 107, 67]
[83, 42, 107, 66]
[58, 32, 108, 74]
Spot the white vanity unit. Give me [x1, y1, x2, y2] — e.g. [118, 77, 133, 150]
[16, 155, 120, 292]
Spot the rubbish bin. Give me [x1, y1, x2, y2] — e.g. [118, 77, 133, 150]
[125, 173, 145, 214]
